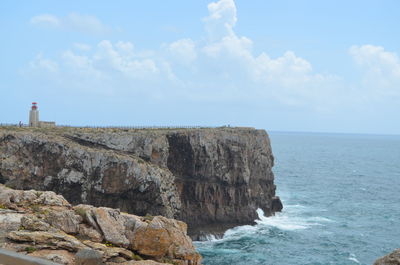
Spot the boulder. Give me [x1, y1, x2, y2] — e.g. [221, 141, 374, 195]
[75, 249, 104, 265]
[374, 249, 400, 265]
[90, 207, 130, 248]
[0, 185, 202, 265]
[131, 216, 201, 264]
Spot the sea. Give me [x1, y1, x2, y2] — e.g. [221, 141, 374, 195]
[195, 131, 400, 265]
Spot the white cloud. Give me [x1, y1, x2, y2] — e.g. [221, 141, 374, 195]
[30, 13, 110, 34]
[73, 43, 92, 51]
[167, 39, 197, 65]
[24, 0, 341, 107]
[197, 0, 334, 105]
[349, 45, 400, 97]
[67, 13, 110, 34]
[94, 40, 159, 79]
[29, 53, 59, 72]
[27, 40, 165, 91]
[30, 14, 60, 28]
[204, 0, 237, 41]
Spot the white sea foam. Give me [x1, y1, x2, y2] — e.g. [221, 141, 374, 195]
[223, 224, 259, 238]
[348, 253, 360, 264]
[255, 207, 334, 230]
[198, 205, 332, 243]
[308, 216, 334, 223]
[255, 208, 310, 230]
[202, 234, 218, 241]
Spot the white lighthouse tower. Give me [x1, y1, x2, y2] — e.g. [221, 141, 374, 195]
[29, 102, 39, 127]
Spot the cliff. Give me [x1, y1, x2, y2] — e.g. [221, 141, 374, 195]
[0, 126, 282, 238]
[0, 184, 201, 265]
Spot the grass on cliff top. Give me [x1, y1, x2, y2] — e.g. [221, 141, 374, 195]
[0, 125, 255, 135]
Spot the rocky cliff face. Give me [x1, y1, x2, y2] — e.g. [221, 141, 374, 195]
[0, 184, 201, 265]
[0, 127, 282, 238]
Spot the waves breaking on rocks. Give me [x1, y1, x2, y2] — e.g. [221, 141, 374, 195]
[196, 132, 400, 265]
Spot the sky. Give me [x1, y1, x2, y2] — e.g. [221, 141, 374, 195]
[1, 0, 400, 134]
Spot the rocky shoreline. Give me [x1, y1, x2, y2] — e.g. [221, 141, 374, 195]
[0, 127, 282, 239]
[0, 184, 201, 264]
[374, 249, 400, 265]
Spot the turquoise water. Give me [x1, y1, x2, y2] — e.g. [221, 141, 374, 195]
[195, 132, 400, 265]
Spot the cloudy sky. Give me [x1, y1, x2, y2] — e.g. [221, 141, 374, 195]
[1, 0, 399, 134]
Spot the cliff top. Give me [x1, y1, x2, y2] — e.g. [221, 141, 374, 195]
[0, 125, 257, 135]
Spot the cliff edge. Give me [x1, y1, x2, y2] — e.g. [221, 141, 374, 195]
[0, 126, 282, 238]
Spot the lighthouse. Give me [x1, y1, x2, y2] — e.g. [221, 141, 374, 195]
[29, 102, 39, 127]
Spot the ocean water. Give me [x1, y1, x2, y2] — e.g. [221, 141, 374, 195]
[195, 132, 400, 265]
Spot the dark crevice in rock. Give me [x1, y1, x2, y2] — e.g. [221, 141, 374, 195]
[63, 135, 113, 150]
[0, 134, 16, 143]
[166, 134, 194, 178]
[0, 172, 6, 184]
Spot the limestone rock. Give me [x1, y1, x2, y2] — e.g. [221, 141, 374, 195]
[33, 191, 70, 207]
[7, 231, 87, 251]
[0, 210, 24, 232]
[271, 196, 283, 212]
[90, 207, 130, 248]
[30, 249, 75, 265]
[131, 216, 201, 264]
[78, 224, 103, 242]
[374, 249, 400, 265]
[81, 240, 132, 259]
[0, 127, 281, 238]
[75, 249, 104, 265]
[45, 209, 82, 234]
[0, 185, 201, 265]
[21, 215, 50, 231]
[119, 261, 170, 265]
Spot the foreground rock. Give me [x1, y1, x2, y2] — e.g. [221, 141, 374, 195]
[0, 184, 201, 265]
[374, 249, 400, 265]
[0, 127, 281, 238]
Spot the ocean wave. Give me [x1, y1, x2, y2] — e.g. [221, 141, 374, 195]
[348, 253, 360, 264]
[255, 208, 310, 230]
[197, 205, 333, 244]
[255, 208, 332, 230]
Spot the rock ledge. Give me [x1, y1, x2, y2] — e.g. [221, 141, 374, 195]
[0, 184, 201, 265]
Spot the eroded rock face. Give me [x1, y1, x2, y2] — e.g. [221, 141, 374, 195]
[0, 131, 180, 219]
[0, 184, 201, 265]
[0, 127, 281, 237]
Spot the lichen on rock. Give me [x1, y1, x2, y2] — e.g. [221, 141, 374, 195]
[0, 184, 202, 265]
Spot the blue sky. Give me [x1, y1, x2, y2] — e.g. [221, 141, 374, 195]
[1, 0, 399, 134]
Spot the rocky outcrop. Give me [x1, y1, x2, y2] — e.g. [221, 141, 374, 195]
[374, 249, 400, 265]
[0, 184, 201, 265]
[0, 127, 281, 238]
